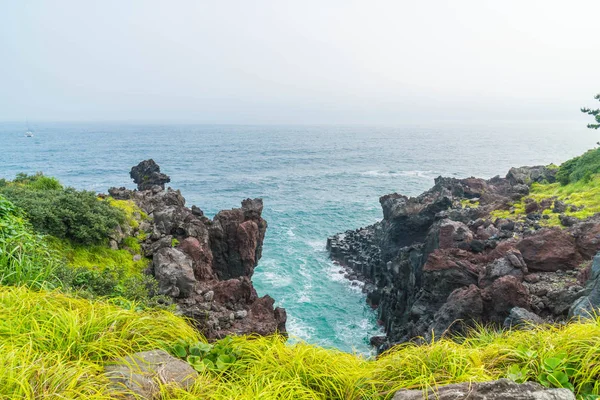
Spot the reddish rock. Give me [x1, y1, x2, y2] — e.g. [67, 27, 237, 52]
[482, 275, 531, 322]
[571, 217, 600, 259]
[525, 200, 539, 214]
[178, 237, 215, 280]
[211, 277, 258, 305]
[431, 285, 483, 336]
[210, 199, 267, 280]
[516, 228, 581, 272]
[437, 220, 473, 249]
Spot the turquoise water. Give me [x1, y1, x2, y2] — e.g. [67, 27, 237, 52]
[0, 121, 596, 353]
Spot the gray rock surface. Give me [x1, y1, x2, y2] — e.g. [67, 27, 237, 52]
[393, 379, 574, 400]
[153, 247, 197, 298]
[569, 252, 600, 319]
[105, 349, 197, 399]
[503, 307, 545, 329]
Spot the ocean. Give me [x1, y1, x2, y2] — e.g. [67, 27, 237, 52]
[0, 121, 595, 353]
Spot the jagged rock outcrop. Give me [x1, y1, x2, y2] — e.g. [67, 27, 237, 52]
[129, 159, 171, 191]
[328, 166, 599, 350]
[108, 160, 286, 340]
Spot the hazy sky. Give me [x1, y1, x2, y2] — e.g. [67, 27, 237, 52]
[1, 1, 599, 124]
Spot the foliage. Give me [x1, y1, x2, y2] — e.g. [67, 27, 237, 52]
[3, 283, 600, 398]
[556, 147, 600, 185]
[106, 197, 147, 229]
[581, 94, 600, 130]
[0, 178, 125, 245]
[0, 285, 200, 398]
[171, 336, 241, 373]
[0, 195, 61, 288]
[12, 172, 63, 190]
[491, 174, 600, 227]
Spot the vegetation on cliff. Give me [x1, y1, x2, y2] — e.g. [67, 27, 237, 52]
[2, 155, 600, 398]
[491, 147, 600, 226]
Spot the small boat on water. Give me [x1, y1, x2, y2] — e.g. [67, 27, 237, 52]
[25, 118, 34, 137]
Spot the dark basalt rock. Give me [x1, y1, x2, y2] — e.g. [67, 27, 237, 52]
[328, 165, 600, 350]
[107, 161, 286, 340]
[130, 159, 171, 191]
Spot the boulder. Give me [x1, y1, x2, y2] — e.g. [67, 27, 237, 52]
[506, 166, 557, 186]
[393, 379, 574, 400]
[430, 285, 483, 337]
[503, 307, 544, 329]
[105, 349, 197, 399]
[516, 229, 580, 272]
[130, 159, 171, 191]
[569, 252, 600, 319]
[482, 275, 531, 323]
[479, 258, 523, 288]
[153, 247, 197, 298]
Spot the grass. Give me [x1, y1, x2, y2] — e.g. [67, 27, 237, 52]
[0, 285, 200, 398]
[491, 174, 600, 226]
[0, 195, 61, 289]
[106, 197, 147, 229]
[2, 285, 600, 399]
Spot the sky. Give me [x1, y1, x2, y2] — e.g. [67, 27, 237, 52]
[0, 1, 599, 124]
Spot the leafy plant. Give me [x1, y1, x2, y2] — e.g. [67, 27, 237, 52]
[537, 353, 575, 391]
[170, 336, 241, 373]
[0, 181, 125, 245]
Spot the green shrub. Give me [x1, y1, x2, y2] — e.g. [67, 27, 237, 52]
[556, 148, 600, 185]
[12, 172, 63, 190]
[0, 184, 125, 245]
[0, 195, 61, 288]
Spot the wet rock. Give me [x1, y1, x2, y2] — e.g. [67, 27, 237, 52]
[393, 379, 574, 400]
[130, 159, 171, 191]
[105, 349, 197, 399]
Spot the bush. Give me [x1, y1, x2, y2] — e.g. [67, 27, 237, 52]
[0, 184, 125, 245]
[12, 172, 63, 190]
[0, 195, 61, 288]
[556, 148, 600, 185]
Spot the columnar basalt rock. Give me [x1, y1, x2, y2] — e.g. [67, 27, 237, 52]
[109, 160, 286, 340]
[328, 165, 600, 350]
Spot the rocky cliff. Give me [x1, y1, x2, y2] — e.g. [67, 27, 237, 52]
[109, 159, 286, 339]
[328, 166, 600, 350]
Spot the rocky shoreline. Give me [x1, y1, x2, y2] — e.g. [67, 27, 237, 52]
[107, 160, 286, 340]
[328, 166, 600, 350]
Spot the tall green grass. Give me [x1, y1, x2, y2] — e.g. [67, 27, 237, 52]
[2, 283, 599, 399]
[0, 195, 60, 288]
